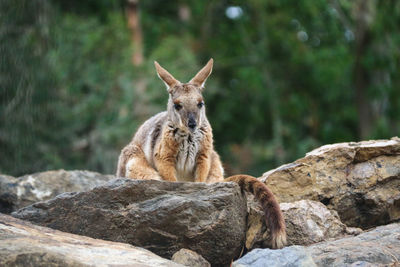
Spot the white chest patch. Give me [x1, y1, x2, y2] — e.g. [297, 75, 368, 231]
[175, 131, 202, 182]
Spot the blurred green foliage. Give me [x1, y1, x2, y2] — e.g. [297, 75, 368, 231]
[1, 0, 399, 176]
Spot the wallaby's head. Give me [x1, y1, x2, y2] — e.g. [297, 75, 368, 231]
[154, 59, 213, 133]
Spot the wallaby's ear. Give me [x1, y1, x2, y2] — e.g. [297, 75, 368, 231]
[154, 61, 180, 90]
[189, 58, 213, 88]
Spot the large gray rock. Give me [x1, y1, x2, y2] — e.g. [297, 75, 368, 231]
[307, 222, 400, 266]
[12, 178, 247, 267]
[236, 223, 400, 267]
[0, 213, 182, 267]
[246, 198, 360, 249]
[262, 137, 400, 228]
[233, 246, 317, 267]
[0, 170, 113, 213]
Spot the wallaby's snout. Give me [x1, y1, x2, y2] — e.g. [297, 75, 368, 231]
[188, 113, 197, 131]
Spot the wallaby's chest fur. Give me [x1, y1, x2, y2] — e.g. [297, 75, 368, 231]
[174, 128, 203, 181]
[134, 111, 207, 182]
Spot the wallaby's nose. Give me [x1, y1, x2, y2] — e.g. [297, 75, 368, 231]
[188, 118, 197, 130]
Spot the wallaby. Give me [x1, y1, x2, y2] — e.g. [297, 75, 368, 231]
[116, 59, 286, 248]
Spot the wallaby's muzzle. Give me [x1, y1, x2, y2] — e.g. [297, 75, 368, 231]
[188, 114, 197, 131]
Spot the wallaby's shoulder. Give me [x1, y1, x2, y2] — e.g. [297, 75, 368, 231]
[132, 111, 168, 144]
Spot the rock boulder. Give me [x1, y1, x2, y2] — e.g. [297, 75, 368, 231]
[172, 248, 211, 267]
[236, 222, 400, 267]
[0, 214, 182, 267]
[307, 222, 400, 266]
[0, 170, 113, 213]
[233, 246, 316, 267]
[12, 178, 247, 267]
[246, 198, 359, 249]
[262, 137, 400, 228]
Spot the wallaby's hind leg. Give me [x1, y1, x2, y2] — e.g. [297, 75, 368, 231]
[206, 151, 224, 183]
[116, 143, 161, 180]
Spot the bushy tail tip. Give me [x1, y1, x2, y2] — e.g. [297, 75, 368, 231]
[225, 174, 287, 249]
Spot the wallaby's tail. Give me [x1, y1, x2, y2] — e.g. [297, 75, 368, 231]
[224, 174, 286, 249]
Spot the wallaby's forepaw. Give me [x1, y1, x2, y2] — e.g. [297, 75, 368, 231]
[271, 228, 287, 249]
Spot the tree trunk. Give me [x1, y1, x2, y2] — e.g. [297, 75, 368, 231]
[354, 31, 371, 139]
[254, 3, 285, 166]
[352, 0, 375, 139]
[262, 67, 285, 165]
[126, 0, 149, 118]
[126, 0, 143, 66]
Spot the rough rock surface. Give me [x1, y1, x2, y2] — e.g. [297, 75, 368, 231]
[262, 137, 400, 228]
[236, 223, 400, 267]
[246, 198, 359, 249]
[307, 222, 400, 266]
[0, 169, 113, 213]
[172, 248, 211, 267]
[12, 178, 247, 267]
[0, 214, 182, 267]
[233, 246, 317, 267]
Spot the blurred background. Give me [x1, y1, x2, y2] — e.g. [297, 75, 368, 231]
[1, 0, 399, 177]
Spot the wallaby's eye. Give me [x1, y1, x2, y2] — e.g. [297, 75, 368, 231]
[174, 103, 182, 111]
[197, 102, 204, 108]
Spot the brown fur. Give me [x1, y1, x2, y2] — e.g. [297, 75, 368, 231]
[225, 175, 286, 248]
[116, 59, 286, 248]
